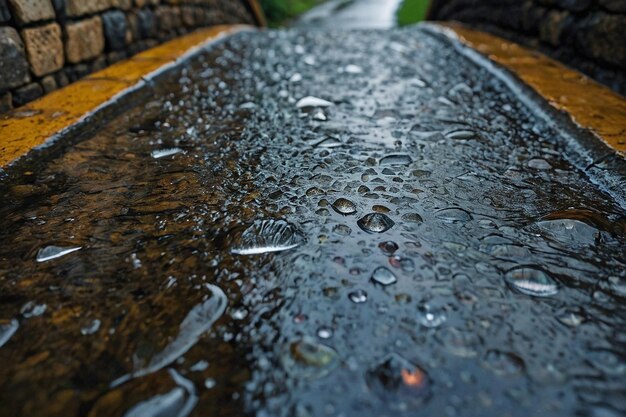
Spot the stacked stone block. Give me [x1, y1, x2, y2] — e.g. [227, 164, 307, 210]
[428, 0, 626, 96]
[0, 0, 257, 113]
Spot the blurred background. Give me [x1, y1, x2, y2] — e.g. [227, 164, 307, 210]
[259, 0, 430, 27]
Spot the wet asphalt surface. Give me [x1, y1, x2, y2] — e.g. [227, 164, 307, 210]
[1, 25, 626, 417]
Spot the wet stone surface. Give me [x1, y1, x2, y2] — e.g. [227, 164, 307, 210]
[1, 26, 626, 417]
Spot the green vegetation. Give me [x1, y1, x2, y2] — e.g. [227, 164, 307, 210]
[396, 0, 430, 27]
[259, 0, 326, 27]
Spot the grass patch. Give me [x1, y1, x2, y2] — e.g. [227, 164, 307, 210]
[259, 0, 326, 27]
[396, 0, 430, 27]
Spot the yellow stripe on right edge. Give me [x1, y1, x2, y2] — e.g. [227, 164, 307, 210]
[437, 22, 626, 157]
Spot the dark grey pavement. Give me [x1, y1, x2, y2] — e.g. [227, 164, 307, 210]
[0, 25, 625, 417]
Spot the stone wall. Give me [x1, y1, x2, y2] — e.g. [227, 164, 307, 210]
[428, 0, 626, 97]
[0, 0, 258, 113]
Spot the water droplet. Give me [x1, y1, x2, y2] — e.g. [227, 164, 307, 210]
[536, 211, 601, 246]
[344, 64, 363, 74]
[239, 101, 256, 109]
[389, 42, 408, 53]
[365, 353, 430, 410]
[315, 137, 342, 148]
[190, 360, 209, 372]
[81, 319, 101, 335]
[371, 267, 397, 286]
[20, 301, 46, 318]
[588, 349, 626, 376]
[0, 319, 18, 348]
[434, 208, 472, 223]
[556, 307, 584, 327]
[132, 284, 226, 378]
[402, 213, 423, 223]
[283, 337, 339, 379]
[332, 224, 352, 236]
[438, 327, 482, 357]
[231, 308, 248, 320]
[357, 213, 395, 233]
[445, 129, 476, 140]
[331, 198, 356, 215]
[389, 255, 414, 272]
[204, 378, 216, 389]
[36, 245, 81, 262]
[504, 267, 558, 297]
[123, 386, 193, 417]
[417, 300, 447, 328]
[527, 158, 551, 170]
[296, 96, 333, 108]
[289, 73, 302, 83]
[317, 326, 333, 339]
[312, 109, 327, 121]
[482, 350, 525, 376]
[151, 148, 183, 159]
[229, 219, 304, 255]
[349, 289, 368, 304]
[379, 154, 412, 166]
[378, 241, 399, 255]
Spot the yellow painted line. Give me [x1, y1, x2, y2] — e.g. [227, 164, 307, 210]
[0, 25, 254, 168]
[435, 23, 626, 156]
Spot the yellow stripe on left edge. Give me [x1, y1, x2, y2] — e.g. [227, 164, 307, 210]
[0, 25, 253, 168]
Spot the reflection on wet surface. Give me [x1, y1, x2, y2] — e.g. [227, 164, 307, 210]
[298, 0, 404, 29]
[1, 26, 626, 417]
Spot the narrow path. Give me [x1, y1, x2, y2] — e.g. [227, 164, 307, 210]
[298, 0, 403, 29]
[0, 23, 625, 417]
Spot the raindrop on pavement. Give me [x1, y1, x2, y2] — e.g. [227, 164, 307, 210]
[379, 154, 412, 166]
[504, 267, 559, 297]
[36, 246, 81, 262]
[0, 319, 18, 348]
[378, 241, 399, 255]
[434, 208, 472, 223]
[283, 337, 339, 379]
[289, 73, 302, 83]
[357, 213, 395, 233]
[123, 370, 197, 417]
[296, 96, 333, 108]
[332, 224, 352, 236]
[229, 219, 304, 255]
[438, 327, 482, 357]
[151, 148, 183, 159]
[312, 109, 327, 121]
[317, 326, 333, 339]
[371, 267, 397, 286]
[536, 211, 601, 246]
[81, 319, 101, 335]
[588, 349, 626, 376]
[315, 137, 343, 148]
[417, 300, 447, 328]
[556, 307, 585, 327]
[445, 129, 476, 140]
[349, 289, 368, 304]
[482, 350, 525, 376]
[344, 64, 363, 74]
[132, 284, 226, 378]
[20, 301, 46, 318]
[365, 353, 430, 410]
[331, 198, 356, 215]
[527, 158, 551, 170]
[123, 388, 188, 417]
